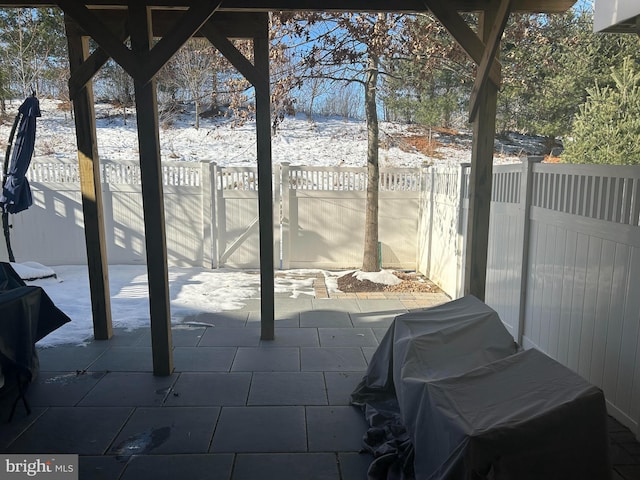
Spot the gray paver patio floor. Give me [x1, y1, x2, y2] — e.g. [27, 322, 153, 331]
[1, 291, 638, 479]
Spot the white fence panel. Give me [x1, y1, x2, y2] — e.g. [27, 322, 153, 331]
[4, 159, 209, 267]
[103, 184, 146, 264]
[102, 162, 206, 267]
[524, 210, 640, 430]
[379, 194, 419, 269]
[416, 169, 431, 284]
[289, 191, 366, 269]
[213, 165, 281, 269]
[164, 184, 205, 267]
[484, 161, 532, 339]
[216, 190, 260, 268]
[486, 204, 522, 338]
[522, 163, 640, 434]
[418, 166, 466, 297]
[415, 160, 640, 438]
[5, 160, 422, 270]
[285, 165, 420, 270]
[2, 184, 87, 265]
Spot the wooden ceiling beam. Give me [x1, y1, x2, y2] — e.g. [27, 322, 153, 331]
[58, 0, 140, 78]
[139, 0, 221, 84]
[0, 0, 577, 14]
[200, 21, 266, 93]
[90, 10, 265, 39]
[66, 18, 129, 98]
[424, 0, 501, 87]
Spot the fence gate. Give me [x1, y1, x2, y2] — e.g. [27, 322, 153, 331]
[214, 165, 280, 268]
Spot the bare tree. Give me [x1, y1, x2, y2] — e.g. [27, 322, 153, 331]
[275, 12, 402, 271]
[96, 60, 134, 124]
[0, 8, 67, 98]
[159, 38, 225, 129]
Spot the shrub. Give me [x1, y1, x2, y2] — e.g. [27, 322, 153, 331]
[562, 57, 640, 165]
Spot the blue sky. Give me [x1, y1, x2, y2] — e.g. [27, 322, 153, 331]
[575, 0, 593, 13]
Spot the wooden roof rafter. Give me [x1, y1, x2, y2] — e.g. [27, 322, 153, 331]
[60, 0, 222, 88]
[0, 0, 576, 14]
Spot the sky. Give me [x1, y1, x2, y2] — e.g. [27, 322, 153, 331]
[576, 0, 593, 13]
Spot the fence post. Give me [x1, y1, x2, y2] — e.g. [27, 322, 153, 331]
[201, 160, 215, 268]
[211, 162, 220, 268]
[457, 163, 471, 298]
[426, 167, 435, 278]
[416, 167, 430, 276]
[273, 163, 281, 269]
[516, 156, 542, 343]
[280, 162, 290, 269]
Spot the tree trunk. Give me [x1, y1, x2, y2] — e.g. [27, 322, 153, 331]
[544, 135, 557, 155]
[362, 54, 380, 272]
[211, 70, 218, 112]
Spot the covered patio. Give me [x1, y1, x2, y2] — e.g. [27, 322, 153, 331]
[2, 0, 638, 478]
[0, 0, 576, 375]
[0, 290, 638, 479]
[3, 291, 444, 478]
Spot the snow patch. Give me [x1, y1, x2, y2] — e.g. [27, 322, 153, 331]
[10, 261, 57, 280]
[353, 269, 402, 286]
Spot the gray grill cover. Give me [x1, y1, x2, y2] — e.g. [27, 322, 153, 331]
[352, 295, 610, 480]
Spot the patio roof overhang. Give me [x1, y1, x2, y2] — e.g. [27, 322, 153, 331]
[594, 0, 640, 33]
[0, 0, 576, 375]
[0, 1, 576, 12]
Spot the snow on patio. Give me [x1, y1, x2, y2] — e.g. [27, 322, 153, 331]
[18, 263, 404, 348]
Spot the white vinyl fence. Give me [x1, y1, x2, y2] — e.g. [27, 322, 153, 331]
[4, 155, 639, 439]
[418, 159, 640, 440]
[1, 159, 420, 271]
[281, 164, 420, 270]
[2, 160, 206, 267]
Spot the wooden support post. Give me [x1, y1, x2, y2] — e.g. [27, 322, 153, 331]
[464, 8, 500, 301]
[65, 18, 113, 340]
[201, 17, 274, 336]
[129, 3, 173, 375]
[254, 13, 275, 341]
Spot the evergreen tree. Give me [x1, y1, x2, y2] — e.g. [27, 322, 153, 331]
[562, 57, 640, 165]
[500, 8, 640, 150]
[384, 12, 471, 128]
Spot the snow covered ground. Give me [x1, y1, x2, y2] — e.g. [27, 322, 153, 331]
[1, 98, 539, 169]
[0, 98, 545, 347]
[18, 263, 398, 348]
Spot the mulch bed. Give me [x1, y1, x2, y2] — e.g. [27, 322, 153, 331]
[337, 271, 443, 294]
